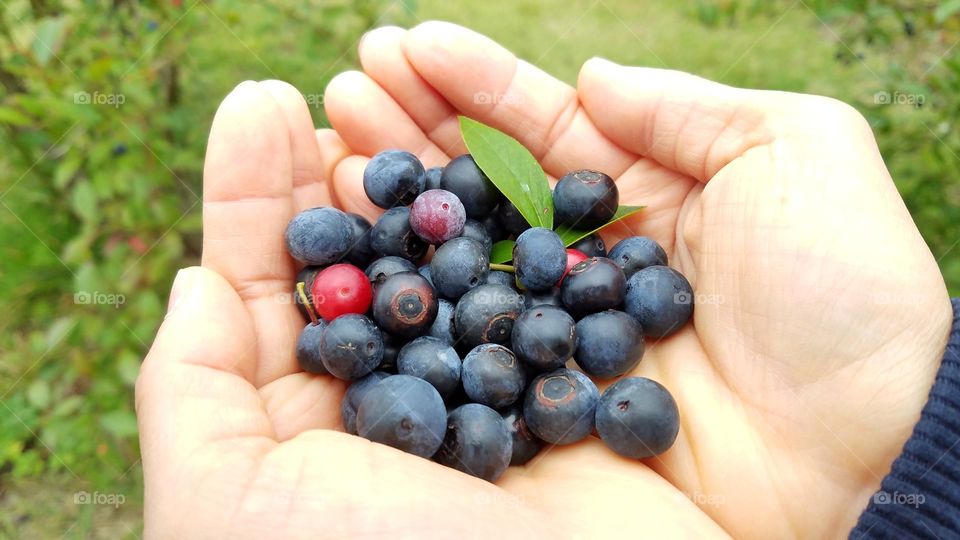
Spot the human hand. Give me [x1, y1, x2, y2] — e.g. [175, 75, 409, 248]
[136, 21, 954, 539]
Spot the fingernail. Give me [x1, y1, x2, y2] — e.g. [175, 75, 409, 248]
[167, 268, 195, 314]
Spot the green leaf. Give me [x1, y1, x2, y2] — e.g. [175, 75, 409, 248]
[490, 240, 516, 264]
[26, 380, 50, 410]
[936, 0, 960, 23]
[459, 116, 553, 228]
[0, 107, 32, 126]
[71, 182, 97, 222]
[555, 205, 646, 246]
[32, 17, 69, 66]
[99, 410, 138, 438]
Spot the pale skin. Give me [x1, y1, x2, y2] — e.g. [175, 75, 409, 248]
[135, 22, 953, 539]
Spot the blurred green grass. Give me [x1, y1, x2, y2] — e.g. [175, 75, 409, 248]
[0, 0, 956, 537]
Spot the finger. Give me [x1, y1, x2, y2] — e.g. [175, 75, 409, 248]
[401, 21, 635, 178]
[201, 82, 301, 386]
[315, 128, 352, 209]
[258, 80, 332, 210]
[259, 373, 347, 441]
[330, 155, 382, 222]
[578, 58, 775, 182]
[324, 70, 451, 166]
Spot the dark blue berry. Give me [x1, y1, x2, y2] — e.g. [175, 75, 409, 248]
[424, 166, 444, 190]
[363, 150, 426, 208]
[512, 305, 576, 371]
[595, 377, 679, 459]
[378, 331, 403, 373]
[295, 321, 329, 375]
[513, 228, 566, 291]
[523, 368, 599, 445]
[454, 284, 523, 350]
[370, 206, 428, 262]
[553, 170, 618, 229]
[426, 298, 456, 345]
[434, 403, 512, 482]
[397, 336, 461, 398]
[356, 375, 446, 458]
[624, 265, 693, 338]
[430, 237, 489, 300]
[418, 264, 433, 285]
[523, 287, 562, 310]
[574, 310, 643, 378]
[608, 236, 667, 279]
[498, 200, 530, 236]
[569, 233, 607, 258]
[500, 402, 544, 466]
[295, 266, 322, 321]
[365, 256, 417, 287]
[372, 271, 438, 337]
[459, 219, 493, 254]
[343, 212, 376, 267]
[284, 207, 353, 265]
[485, 270, 515, 288]
[440, 154, 500, 217]
[560, 257, 626, 319]
[319, 314, 384, 380]
[340, 371, 390, 434]
[462, 344, 527, 408]
[479, 212, 507, 243]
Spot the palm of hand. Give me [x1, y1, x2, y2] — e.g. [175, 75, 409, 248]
[136, 23, 952, 539]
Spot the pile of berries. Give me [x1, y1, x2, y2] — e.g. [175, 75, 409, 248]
[286, 149, 694, 482]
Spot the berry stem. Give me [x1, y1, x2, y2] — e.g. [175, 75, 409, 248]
[296, 281, 319, 325]
[489, 263, 515, 273]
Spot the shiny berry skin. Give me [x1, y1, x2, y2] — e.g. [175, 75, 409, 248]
[365, 256, 416, 287]
[418, 264, 433, 285]
[426, 298, 456, 345]
[624, 265, 694, 339]
[397, 336, 462, 398]
[523, 287, 562, 309]
[434, 403, 513, 482]
[372, 271, 438, 337]
[311, 264, 373, 322]
[343, 213, 376, 267]
[370, 207, 429, 262]
[513, 228, 566, 292]
[319, 314, 384, 380]
[356, 375, 447, 458]
[454, 284, 524, 350]
[424, 165, 444, 190]
[430, 237, 489, 300]
[295, 321, 328, 375]
[479, 212, 507, 243]
[485, 270, 514, 288]
[574, 310, 643, 378]
[500, 402, 544, 466]
[512, 305, 576, 371]
[461, 344, 527, 408]
[363, 149, 426, 208]
[410, 189, 467, 245]
[378, 331, 403, 373]
[569, 233, 607, 258]
[523, 368, 599, 445]
[498, 200, 530, 236]
[560, 249, 589, 284]
[608, 236, 667, 279]
[459, 219, 493, 254]
[560, 257, 626, 319]
[340, 371, 389, 434]
[284, 207, 353, 265]
[595, 377, 679, 459]
[553, 170, 619, 229]
[440, 154, 500, 217]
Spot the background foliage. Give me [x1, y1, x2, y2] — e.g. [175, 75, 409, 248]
[0, 0, 955, 537]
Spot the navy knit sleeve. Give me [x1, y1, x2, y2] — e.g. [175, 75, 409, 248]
[851, 298, 960, 538]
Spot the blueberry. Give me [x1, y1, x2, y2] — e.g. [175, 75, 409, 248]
[569, 234, 607, 258]
[454, 284, 523, 350]
[356, 375, 447, 458]
[498, 200, 530, 236]
[284, 207, 353, 265]
[513, 228, 566, 291]
[595, 377, 679, 459]
[418, 264, 433, 285]
[512, 305, 576, 371]
[397, 336, 462, 398]
[370, 207, 428, 262]
[523, 368, 599, 445]
[295, 321, 329, 375]
[574, 310, 643, 378]
[430, 237, 489, 300]
[343, 212, 376, 267]
[340, 371, 390, 434]
[294, 265, 322, 321]
[485, 270, 514, 288]
[440, 154, 500, 217]
[553, 170, 618, 229]
[319, 314, 384, 380]
[426, 298, 456, 345]
[560, 257, 626, 319]
[462, 344, 527, 408]
[499, 402, 544, 466]
[624, 265, 694, 338]
[365, 256, 417, 288]
[372, 271, 438, 337]
[363, 150, 426, 208]
[424, 166, 444, 191]
[459, 219, 493, 254]
[523, 287, 562, 309]
[434, 403, 513, 482]
[410, 189, 467, 245]
[479, 211, 507, 243]
[379, 331, 404, 373]
[608, 236, 667, 279]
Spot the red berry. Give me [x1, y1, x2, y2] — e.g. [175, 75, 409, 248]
[559, 249, 588, 284]
[409, 189, 466, 245]
[311, 264, 372, 321]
